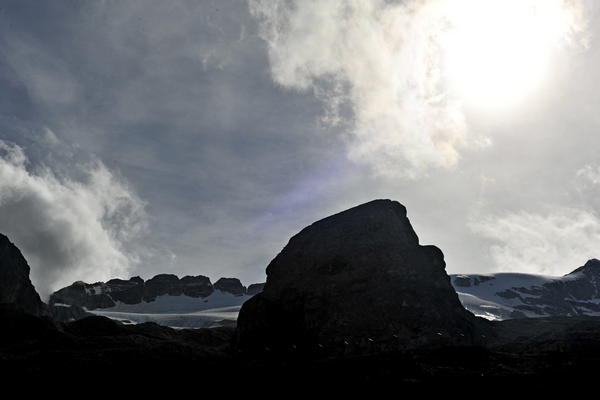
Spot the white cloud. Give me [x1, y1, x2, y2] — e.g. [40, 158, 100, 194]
[249, 0, 464, 177]
[469, 207, 600, 276]
[576, 163, 600, 188]
[0, 140, 147, 298]
[248, 0, 586, 178]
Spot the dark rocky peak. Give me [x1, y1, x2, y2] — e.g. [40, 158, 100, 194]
[146, 274, 179, 285]
[50, 281, 115, 309]
[104, 278, 144, 300]
[0, 233, 46, 316]
[50, 270, 262, 311]
[567, 259, 600, 277]
[237, 200, 489, 356]
[143, 273, 214, 300]
[282, 199, 420, 257]
[180, 275, 213, 297]
[214, 278, 246, 296]
[129, 276, 144, 285]
[50, 273, 218, 310]
[180, 275, 211, 285]
[143, 274, 182, 300]
[106, 278, 140, 286]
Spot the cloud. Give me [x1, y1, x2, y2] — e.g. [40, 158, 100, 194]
[249, 0, 464, 177]
[248, 0, 586, 178]
[575, 163, 600, 191]
[0, 140, 147, 298]
[469, 207, 600, 276]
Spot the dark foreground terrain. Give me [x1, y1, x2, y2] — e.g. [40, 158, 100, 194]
[3, 305, 600, 392]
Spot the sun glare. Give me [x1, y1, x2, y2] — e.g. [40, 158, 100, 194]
[441, 0, 575, 109]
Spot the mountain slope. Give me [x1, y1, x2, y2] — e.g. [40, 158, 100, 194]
[50, 274, 264, 328]
[451, 259, 600, 320]
[90, 291, 251, 328]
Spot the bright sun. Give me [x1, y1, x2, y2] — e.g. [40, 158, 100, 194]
[441, 0, 576, 109]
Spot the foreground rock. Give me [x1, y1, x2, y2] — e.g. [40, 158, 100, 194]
[451, 259, 600, 320]
[0, 306, 237, 383]
[237, 200, 490, 355]
[0, 234, 46, 316]
[3, 306, 600, 389]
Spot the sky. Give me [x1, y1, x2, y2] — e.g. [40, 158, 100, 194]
[1, 0, 600, 298]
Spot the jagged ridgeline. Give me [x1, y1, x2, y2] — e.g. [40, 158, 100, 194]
[450, 259, 600, 320]
[50, 274, 265, 310]
[48, 273, 265, 328]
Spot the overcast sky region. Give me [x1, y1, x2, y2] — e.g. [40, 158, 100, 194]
[1, 0, 600, 298]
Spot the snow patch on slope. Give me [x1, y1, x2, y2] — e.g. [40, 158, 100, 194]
[451, 271, 598, 320]
[88, 290, 251, 328]
[456, 292, 513, 321]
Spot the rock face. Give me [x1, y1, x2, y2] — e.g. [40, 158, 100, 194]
[50, 279, 136, 310]
[0, 233, 46, 316]
[214, 278, 246, 296]
[47, 303, 91, 322]
[452, 259, 600, 320]
[237, 200, 488, 355]
[246, 283, 265, 296]
[50, 274, 256, 310]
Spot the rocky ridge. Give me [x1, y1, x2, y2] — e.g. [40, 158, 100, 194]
[49, 274, 260, 310]
[451, 259, 600, 320]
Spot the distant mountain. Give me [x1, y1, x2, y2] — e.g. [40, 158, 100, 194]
[49, 257, 600, 327]
[451, 259, 600, 320]
[49, 275, 265, 328]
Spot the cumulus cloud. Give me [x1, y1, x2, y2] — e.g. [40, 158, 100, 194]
[248, 0, 586, 177]
[249, 0, 464, 177]
[470, 207, 600, 276]
[0, 140, 147, 298]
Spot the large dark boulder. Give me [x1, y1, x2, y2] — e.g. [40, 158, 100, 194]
[237, 200, 489, 355]
[0, 233, 46, 316]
